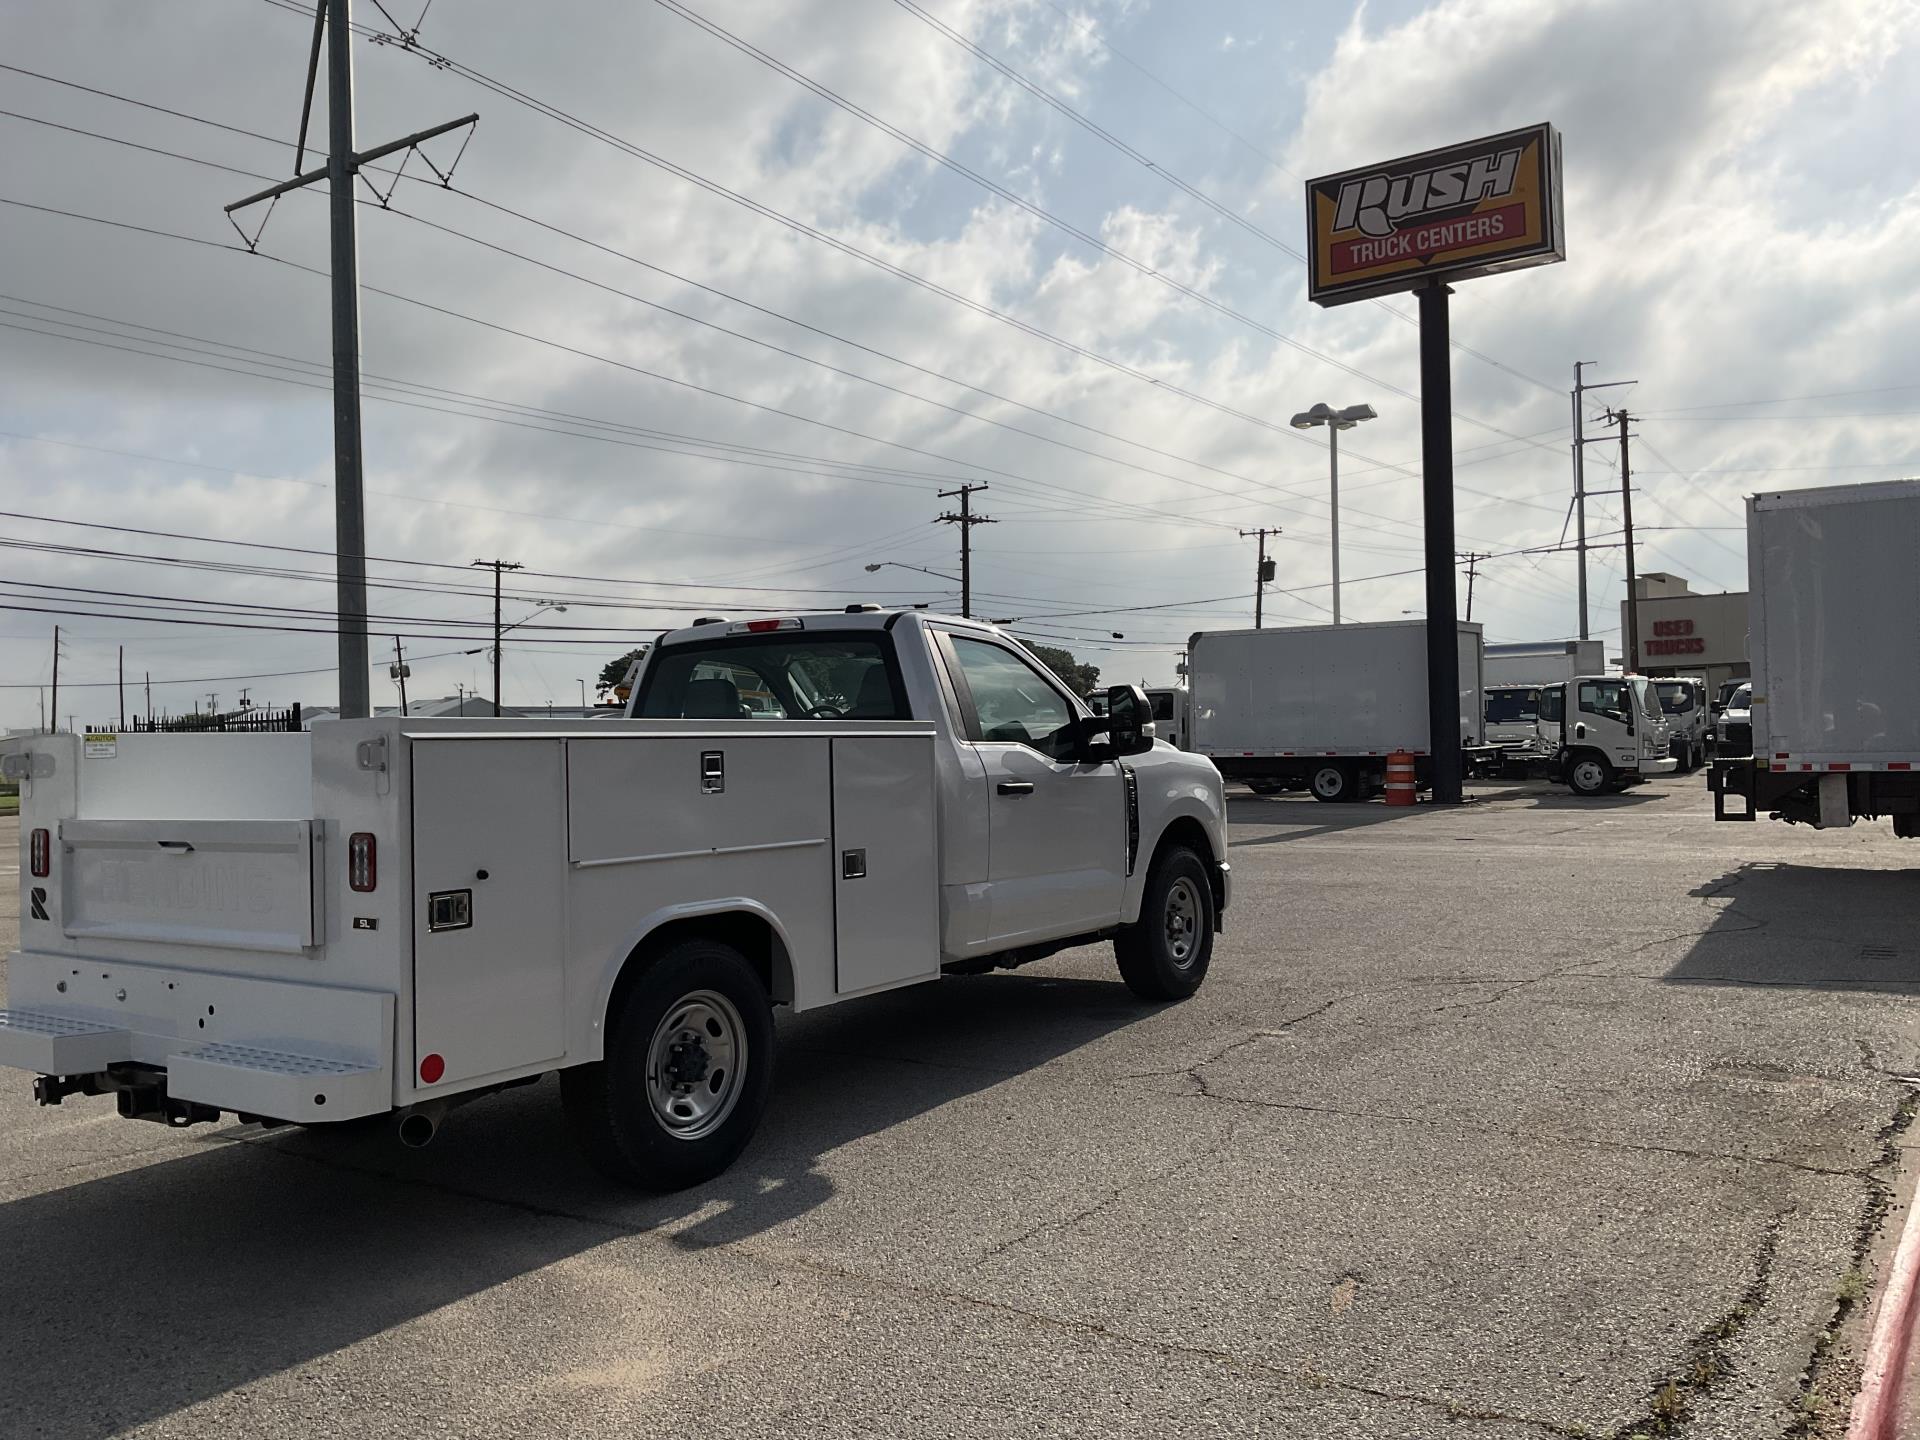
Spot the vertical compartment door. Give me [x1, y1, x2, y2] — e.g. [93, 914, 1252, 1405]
[832, 735, 939, 995]
[413, 739, 566, 1087]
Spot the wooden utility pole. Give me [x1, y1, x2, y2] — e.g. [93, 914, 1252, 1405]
[50, 626, 59, 734]
[472, 559, 523, 715]
[1460, 552, 1486, 622]
[1239, 527, 1281, 628]
[935, 484, 994, 618]
[117, 645, 125, 729]
[1608, 409, 1641, 671]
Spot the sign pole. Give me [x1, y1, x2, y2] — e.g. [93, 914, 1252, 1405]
[1418, 283, 1463, 805]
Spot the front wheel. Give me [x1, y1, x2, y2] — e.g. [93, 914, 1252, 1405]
[562, 937, 774, 1191]
[1115, 846, 1214, 1001]
[1567, 753, 1614, 797]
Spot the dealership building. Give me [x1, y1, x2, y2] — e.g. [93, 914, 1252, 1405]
[1621, 573, 1749, 696]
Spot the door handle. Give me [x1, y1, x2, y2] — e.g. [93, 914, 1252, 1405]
[997, 780, 1035, 795]
[1574, 723, 1586, 739]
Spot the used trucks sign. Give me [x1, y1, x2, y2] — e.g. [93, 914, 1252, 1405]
[1305, 123, 1565, 306]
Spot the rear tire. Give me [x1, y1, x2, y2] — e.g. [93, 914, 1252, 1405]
[1309, 762, 1356, 803]
[1115, 846, 1214, 1001]
[1567, 753, 1614, 797]
[562, 937, 774, 1191]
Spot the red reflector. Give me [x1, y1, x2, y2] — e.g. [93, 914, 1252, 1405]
[1829, 763, 1851, 772]
[29, 828, 51, 878]
[348, 832, 377, 892]
[419, 1053, 445, 1084]
[1891, 763, 1912, 771]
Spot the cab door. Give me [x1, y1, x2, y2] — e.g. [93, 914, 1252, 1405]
[1573, 678, 1637, 765]
[935, 632, 1126, 945]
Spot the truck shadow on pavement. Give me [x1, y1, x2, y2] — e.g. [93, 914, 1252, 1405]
[0, 969, 1145, 1440]
[1667, 862, 1920, 993]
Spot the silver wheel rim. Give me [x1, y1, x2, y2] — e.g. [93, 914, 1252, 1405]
[1574, 760, 1606, 792]
[645, 989, 747, 1141]
[1164, 877, 1202, 967]
[1312, 766, 1344, 799]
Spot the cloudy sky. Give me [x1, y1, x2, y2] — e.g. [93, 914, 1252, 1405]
[2, 0, 1916, 728]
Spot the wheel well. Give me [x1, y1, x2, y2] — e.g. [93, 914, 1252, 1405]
[608, 911, 795, 1027]
[1150, 816, 1222, 914]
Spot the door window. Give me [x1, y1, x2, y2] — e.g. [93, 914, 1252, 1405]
[1578, 680, 1632, 725]
[1538, 686, 1565, 724]
[946, 637, 1078, 760]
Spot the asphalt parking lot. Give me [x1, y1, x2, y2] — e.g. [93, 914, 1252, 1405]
[3, 778, 1917, 1439]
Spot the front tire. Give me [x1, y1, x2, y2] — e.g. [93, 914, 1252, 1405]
[1115, 846, 1214, 1001]
[1567, 753, 1614, 797]
[562, 937, 774, 1191]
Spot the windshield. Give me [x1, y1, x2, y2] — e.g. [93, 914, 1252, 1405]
[636, 634, 905, 720]
[1632, 678, 1659, 722]
[1485, 687, 1541, 724]
[1655, 681, 1696, 715]
[1728, 684, 1751, 711]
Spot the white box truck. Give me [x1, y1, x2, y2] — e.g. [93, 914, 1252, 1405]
[1483, 639, 1606, 687]
[1712, 479, 1920, 833]
[1187, 620, 1490, 802]
[2, 612, 1230, 1189]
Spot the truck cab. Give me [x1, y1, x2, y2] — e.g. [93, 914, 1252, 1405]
[1654, 678, 1709, 770]
[1484, 684, 1551, 764]
[1144, 686, 1189, 750]
[1548, 674, 1677, 795]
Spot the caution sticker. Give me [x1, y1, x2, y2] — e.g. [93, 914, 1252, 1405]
[83, 730, 118, 759]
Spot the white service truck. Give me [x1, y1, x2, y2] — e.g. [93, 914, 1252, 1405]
[1187, 620, 1492, 802]
[1712, 480, 1920, 834]
[1, 611, 1230, 1190]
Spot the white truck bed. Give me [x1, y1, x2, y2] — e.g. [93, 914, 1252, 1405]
[3, 720, 939, 1124]
[1750, 479, 1920, 770]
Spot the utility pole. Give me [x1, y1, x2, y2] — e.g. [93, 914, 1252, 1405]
[391, 635, 411, 716]
[1416, 281, 1463, 805]
[224, 0, 477, 720]
[1608, 409, 1641, 672]
[1571, 364, 1636, 642]
[50, 626, 60, 735]
[144, 671, 152, 725]
[935, 484, 994, 618]
[472, 560, 523, 715]
[1239, 527, 1281, 628]
[118, 645, 125, 729]
[1460, 552, 1486, 622]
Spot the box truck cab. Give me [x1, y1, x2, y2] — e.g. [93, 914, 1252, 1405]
[1485, 684, 1552, 761]
[1655, 678, 1709, 770]
[1145, 686, 1189, 750]
[1546, 675, 1677, 795]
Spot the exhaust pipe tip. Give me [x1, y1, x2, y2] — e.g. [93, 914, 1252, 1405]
[397, 1111, 438, 1148]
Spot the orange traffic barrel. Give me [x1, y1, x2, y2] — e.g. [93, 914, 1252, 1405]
[1385, 751, 1416, 806]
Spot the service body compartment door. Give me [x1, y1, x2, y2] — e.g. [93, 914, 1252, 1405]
[412, 739, 566, 1086]
[832, 735, 939, 995]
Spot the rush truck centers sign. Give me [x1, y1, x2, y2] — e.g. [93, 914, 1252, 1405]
[1305, 124, 1566, 306]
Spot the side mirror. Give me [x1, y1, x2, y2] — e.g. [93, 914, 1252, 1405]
[1104, 684, 1157, 758]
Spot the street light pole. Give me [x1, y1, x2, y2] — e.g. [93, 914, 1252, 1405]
[1290, 401, 1377, 624]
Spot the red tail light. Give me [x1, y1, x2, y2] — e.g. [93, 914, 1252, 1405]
[348, 832, 377, 892]
[29, 828, 50, 878]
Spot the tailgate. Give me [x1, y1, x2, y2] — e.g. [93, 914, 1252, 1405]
[59, 818, 322, 954]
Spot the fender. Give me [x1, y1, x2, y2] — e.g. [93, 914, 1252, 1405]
[1122, 763, 1227, 925]
[577, 896, 800, 1062]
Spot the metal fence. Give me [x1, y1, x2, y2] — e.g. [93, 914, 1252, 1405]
[122, 704, 303, 734]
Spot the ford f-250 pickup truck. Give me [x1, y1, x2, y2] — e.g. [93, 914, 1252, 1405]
[1, 610, 1229, 1190]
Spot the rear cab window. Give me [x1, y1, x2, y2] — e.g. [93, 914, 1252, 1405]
[635, 633, 909, 720]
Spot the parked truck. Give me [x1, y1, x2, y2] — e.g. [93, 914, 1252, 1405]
[1712, 480, 1920, 834]
[1, 611, 1230, 1190]
[1188, 620, 1490, 802]
[1145, 686, 1190, 751]
[1484, 639, 1607, 688]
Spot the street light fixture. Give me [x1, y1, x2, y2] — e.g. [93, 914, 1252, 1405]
[1289, 402, 1378, 624]
[864, 560, 961, 584]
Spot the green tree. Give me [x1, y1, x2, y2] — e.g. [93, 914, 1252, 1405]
[1027, 644, 1101, 698]
[597, 648, 645, 700]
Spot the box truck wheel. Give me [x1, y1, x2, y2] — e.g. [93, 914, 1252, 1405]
[562, 937, 775, 1191]
[1567, 753, 1614, 797]
[1309, 762, 1356, 803]
[1115, 846, 1214, 1001]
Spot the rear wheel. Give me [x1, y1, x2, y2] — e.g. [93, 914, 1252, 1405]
[1115, 846, 1214, 1001]
[1309, 762, 1356, 803]
[1568, 753, 1614, 797]
[1246, 779, 1284, 796]
[562, 937, 774, 1191]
